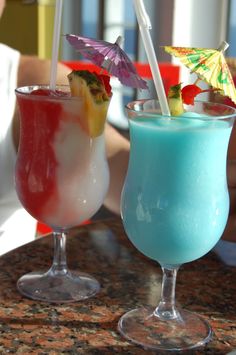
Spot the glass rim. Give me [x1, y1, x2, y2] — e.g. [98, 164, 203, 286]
[125, 98, 236, 120]
[15, 85, 82, 102]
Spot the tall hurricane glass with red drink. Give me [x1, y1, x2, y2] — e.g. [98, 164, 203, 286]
[15, 70, 111, 302]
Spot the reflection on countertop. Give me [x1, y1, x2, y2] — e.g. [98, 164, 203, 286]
[0, 218, 235, 354]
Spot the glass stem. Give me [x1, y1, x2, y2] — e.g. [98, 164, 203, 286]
[50, 231, 69, 276]
[154, 264, 181, 321]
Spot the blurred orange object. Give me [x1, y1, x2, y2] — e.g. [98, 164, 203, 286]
[62, 61, 180, 93]
[36, 222, 52, 236]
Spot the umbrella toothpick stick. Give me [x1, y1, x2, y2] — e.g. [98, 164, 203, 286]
[218, 41, 229, 52]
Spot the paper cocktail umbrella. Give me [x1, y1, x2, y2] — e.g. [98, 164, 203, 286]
[66, 34, 148, 90]
[164, 41, 236, 104]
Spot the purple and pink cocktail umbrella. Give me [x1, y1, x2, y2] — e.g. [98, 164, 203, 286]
[65, 34, 148, 90]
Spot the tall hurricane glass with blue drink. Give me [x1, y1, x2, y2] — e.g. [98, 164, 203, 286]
[118, 98, 235, 351]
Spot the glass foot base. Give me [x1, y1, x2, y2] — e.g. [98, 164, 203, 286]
[118, 307, 212, 352]
[17, 270, 100, 303]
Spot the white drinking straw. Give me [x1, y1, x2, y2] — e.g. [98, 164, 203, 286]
[133, 0, 170, 116]
[49, 0, 63, 90]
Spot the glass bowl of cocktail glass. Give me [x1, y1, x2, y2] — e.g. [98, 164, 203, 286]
[118, 98, 236, 351]
[15, 76, 111, 303]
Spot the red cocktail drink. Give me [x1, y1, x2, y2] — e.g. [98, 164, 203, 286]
[15, 82, 110, 303]
[16, 86, 109, 230]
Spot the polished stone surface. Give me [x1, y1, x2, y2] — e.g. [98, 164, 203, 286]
[0, 218, 235, 354]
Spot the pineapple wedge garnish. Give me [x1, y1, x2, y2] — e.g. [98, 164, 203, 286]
[67, 70, 111, 137]
[168, 83, 184, 116]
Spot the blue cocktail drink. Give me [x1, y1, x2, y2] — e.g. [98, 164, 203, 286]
[122, 108, 232, 265]
[119, 99, 235, 351]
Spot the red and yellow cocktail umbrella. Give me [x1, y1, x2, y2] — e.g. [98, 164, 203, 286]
[164, 41, 236, 105]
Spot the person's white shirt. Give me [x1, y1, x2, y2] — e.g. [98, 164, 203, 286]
[0, 43, 37, 255]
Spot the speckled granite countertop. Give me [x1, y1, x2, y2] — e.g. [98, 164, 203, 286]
[0, 218, 235, 354]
